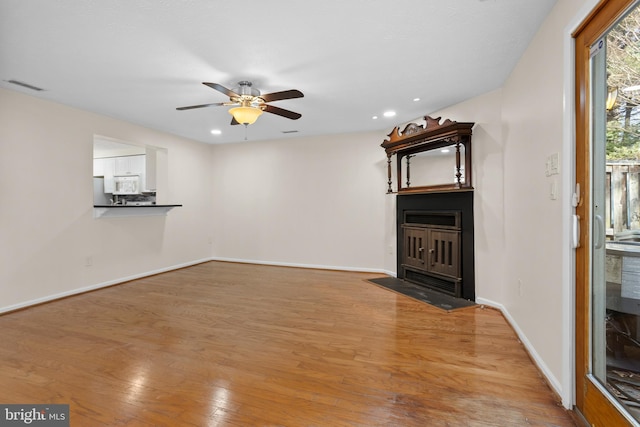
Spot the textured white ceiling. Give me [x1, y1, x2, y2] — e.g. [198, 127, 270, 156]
[0, 0, 557, 144]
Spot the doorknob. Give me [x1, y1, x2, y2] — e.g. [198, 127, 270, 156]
[594, 214, 605, 249]
[572, 214, 580, 249]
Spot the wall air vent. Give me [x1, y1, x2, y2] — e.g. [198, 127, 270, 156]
[6, 79, 45, 92]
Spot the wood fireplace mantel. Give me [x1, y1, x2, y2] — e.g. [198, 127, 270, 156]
[381, 116, 474, 193]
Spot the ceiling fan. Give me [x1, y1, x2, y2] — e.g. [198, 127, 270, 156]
[176, 81, 303, 125]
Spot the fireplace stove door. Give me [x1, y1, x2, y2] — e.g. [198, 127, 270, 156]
[401, 223, 462, 295]
[403, 227, 427, 269]
[428, 230, 460, 279]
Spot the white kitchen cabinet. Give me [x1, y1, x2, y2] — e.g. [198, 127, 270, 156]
[103, 158, 116, 193]
[93, 158, 104, 177]
[114, 155, 145, 175]
[95, 155, 145, 194]
[93, 158, 116, 192]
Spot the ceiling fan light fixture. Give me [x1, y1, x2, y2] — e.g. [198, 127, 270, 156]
[178, 81, 303, 126]
[228, 106, 263, 125]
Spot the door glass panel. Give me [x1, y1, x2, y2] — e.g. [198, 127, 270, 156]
[592, 3, 640, 420]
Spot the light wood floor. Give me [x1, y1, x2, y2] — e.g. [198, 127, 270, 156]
[0, 261, 575, 426]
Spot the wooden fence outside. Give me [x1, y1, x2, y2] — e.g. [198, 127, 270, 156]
[607, 162, 640, 239]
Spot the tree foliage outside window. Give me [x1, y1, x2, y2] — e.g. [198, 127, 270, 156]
[607, 7, 640, 160]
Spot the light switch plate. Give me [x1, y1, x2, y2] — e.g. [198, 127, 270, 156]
[546, 153, 560, 176]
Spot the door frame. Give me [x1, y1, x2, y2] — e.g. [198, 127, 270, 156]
[574, 0, 637, 424]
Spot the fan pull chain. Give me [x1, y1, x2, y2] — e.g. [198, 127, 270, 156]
[244, 124, 248, 140]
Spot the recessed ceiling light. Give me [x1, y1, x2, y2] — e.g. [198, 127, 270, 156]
[413, 97, 420, 102]
[210, 129, 222, 135]
[383, 111, 396, 118]
[372, 115, 378, 120]
[441, 148, 450, 153]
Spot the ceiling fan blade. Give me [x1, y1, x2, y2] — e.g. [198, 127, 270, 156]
[176, 102, 225, 111]
[263, 104, 302, 120]
[203, 82, 240, 98]
[230, 117, 240, 125]
[259, 89, 304, 103]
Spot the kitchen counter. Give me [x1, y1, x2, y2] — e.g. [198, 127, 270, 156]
[93, 204, 182, 218]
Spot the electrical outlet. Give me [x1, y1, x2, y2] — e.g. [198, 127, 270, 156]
[85, 256, 93, 267]
[518, 279, 523, 296]
[387, 245, 394, 255]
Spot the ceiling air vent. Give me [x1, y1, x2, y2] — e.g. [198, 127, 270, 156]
[6, 79, 45, 92]
[281, 130, 298, 134]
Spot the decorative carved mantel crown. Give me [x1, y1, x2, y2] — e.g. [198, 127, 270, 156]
[381, 116, 473, 155]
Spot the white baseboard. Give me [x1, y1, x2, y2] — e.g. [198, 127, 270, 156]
[210, 256, 393, 276]
[0, 258, 212, 314]
[475, 296, 564, 404]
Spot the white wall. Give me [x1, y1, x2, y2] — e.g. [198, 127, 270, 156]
[209, 131, 392, 272]
[499, 0, 568, 395]
[433, 0, 591, 406]
[0, 88, 215, 311]
[502, 0, 587, 403]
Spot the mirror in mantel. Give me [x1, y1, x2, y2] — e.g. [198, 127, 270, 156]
[399, 143, 465, 191]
